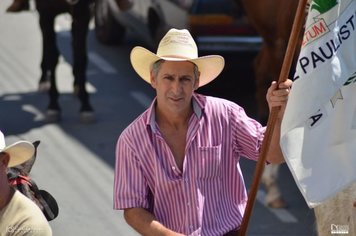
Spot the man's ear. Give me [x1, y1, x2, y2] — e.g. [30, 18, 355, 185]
[150, 72, 157, 89]
[194, 77, 200, 91]
[0, 153, 10, 168]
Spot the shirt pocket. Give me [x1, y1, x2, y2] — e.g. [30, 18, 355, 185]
[197, 145, 222, 179]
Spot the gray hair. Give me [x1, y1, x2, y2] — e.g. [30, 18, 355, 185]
[151, 59, 200, 80]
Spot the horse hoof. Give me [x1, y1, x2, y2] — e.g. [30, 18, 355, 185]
[267, 198, 288, 209]
[38, 81, 51, 92]
[80, 111, 96, 124]
[46, 110, 61, 123]
[6, 0, 29, 12]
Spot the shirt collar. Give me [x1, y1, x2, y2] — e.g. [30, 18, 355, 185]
[146, 94, 203, 133]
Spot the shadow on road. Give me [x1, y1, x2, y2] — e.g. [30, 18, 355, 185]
[1, 27, 259, 169]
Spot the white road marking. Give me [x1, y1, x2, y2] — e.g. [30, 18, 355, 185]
[130, 91, 151, 108]
[22, 104, 45, 121]
[88, 52, 118, 74]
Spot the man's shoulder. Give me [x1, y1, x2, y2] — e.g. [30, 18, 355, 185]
[1, 190, 52, 235]
[195, 93, 240, 112]
[11, 191, 47, 219]
[120, 109, 150, 138]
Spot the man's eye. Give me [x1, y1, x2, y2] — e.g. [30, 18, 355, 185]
[163, 76, 174, 81]
[181, 77, 192, 82]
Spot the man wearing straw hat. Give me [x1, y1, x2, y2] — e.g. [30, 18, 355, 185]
[114, 28, 292, 236]
[0, 131, 52, 236]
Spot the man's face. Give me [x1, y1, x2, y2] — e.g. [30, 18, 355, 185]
[151, 60, 199, 115]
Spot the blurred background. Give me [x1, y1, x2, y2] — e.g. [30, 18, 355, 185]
[0, 0, 317, 235]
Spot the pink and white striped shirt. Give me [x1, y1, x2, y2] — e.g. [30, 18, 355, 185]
[114, 93, 265, 236]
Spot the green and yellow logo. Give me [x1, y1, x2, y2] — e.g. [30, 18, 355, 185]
[344, 72, 356, 86]
[310, 0, 338, 14]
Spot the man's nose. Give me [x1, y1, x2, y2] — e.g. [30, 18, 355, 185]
[171, 79, 182, 93]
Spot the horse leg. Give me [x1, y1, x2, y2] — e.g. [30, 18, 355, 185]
[37, 8, 61, 121]
[71, 0, 95, 123]
[37, 11, 56, 93]
[6, 0, 29, 12]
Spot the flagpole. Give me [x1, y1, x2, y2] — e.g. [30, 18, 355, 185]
[238, 0, 308, 235]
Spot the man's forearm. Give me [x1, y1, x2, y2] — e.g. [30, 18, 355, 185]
[124, 207, 184, 236]
[266, 117, 285, 164]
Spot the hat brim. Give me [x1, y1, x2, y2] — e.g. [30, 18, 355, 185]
[130, 46, 225, 87]
[2, 141, 35, 167]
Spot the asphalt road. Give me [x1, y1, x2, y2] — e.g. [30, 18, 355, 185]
[0, 1, 317, 235]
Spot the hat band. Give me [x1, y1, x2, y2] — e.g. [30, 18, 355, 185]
[159, 55, 197, 60]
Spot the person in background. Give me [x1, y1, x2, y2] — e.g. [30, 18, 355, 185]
[113, 28, 292, 236]
[0, 130, 52, 236]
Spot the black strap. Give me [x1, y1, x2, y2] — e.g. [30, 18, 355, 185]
[28, 179, 57, 221]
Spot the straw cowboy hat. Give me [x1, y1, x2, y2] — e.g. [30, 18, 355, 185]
[0, 131, 35, 167]
[130, 28, 225, 87]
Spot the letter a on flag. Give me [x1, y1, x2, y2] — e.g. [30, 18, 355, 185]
[281, 0, 356, 208]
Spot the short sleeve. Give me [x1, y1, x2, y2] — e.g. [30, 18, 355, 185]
[230, 103, 265, 161]
[113, 132, 150, 210]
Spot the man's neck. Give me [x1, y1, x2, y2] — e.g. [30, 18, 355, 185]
[0, 184, 14, 211]
[156, 107, 192, 130]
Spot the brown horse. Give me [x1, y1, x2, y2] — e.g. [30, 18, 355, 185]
[238, 1, 356, 235]
[236, 0, 303, 210]
[239, 0, 300, 124]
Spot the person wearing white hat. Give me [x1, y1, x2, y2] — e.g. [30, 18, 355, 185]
[114, 28, 292, 236]
[0, 131, 52, 236]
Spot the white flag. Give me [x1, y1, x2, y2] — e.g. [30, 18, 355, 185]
[281, 0, 356, 208]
